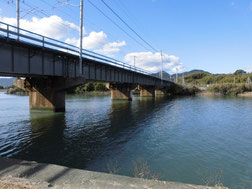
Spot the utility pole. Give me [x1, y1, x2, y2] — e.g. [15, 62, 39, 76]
[79, 0, 83, 74]
[16, 0, 20, 40]
[176, 68, 178, 83]
[247, 77, 251, 83]
[160, 51, 163, 84]
[54, 0, 83, 74]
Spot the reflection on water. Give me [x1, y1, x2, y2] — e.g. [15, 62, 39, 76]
[0, 92, 252, 188]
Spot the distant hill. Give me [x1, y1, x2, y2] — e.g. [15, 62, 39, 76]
[177, 69, 210, 77]
[0, 77, 15, 87]
[151, 71, 170, 80]
[152, 69, 210, 81]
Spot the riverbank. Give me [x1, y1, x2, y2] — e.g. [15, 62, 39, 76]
[80, 91, 111, 95]
[190, 83, 252, 97]
[197, 91, 252, 97]
[5, 87, 28, 95]
[0, 157, 226, 189]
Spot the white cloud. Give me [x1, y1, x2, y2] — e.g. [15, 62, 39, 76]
[171, 64, 185, 73]
[95, 41, 126, 55]
[83, 31, 107, 49]
[0, 14, 126, 56]
[0, 15, 79, 40]
[124, 51, 184, 73]
[66, 33, 126, 56]
[246, 66, 252, 73]
[65, 31, 107, 50]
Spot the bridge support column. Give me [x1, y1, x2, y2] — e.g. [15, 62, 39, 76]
[15, 78, 66, 112]
[29, 88, 65, 112]
[107, 83, 133, 100]
[138, 85, 155, 97]
[155, 88, 169, 96]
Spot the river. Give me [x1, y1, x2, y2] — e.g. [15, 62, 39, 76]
[0, 92, 251, 188]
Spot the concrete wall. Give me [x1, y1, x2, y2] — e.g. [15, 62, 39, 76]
[0, 157, 226, 189]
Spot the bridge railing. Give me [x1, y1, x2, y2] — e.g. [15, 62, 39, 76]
[0, 21, 169, 80]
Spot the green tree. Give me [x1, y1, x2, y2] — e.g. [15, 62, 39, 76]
[94, 83, 107, 91]
[84, 83, 94, 91]
[234, 69, 246, 75]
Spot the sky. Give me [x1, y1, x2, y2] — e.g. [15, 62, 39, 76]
[0, 0, 252, 74]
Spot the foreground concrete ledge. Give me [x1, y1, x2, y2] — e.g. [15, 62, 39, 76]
[0, 157, 226, 189]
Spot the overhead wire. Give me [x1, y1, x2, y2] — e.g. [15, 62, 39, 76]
[22, 1, 78, 32]
[2, 0, 157, 75]
[101, 0, 159, 52]
[39, 0, 96, 28]
[114, 0, 140, 28]
[87, 0, 151, 52]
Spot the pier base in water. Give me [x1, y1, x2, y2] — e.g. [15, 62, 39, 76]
[15, 78, 66, 112]
[107, 83, 133, 100]
[138, 85, 155, 97]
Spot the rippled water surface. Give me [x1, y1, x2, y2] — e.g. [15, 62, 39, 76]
[0, 92, 252, 188]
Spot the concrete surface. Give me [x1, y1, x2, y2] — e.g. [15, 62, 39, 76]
[0, 157, 226, 189]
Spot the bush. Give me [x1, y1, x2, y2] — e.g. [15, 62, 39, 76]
[208, 83, 252, 96]
[84, 83, 94, 91]
[0, 86, 4, 89]
[184, 72, 210, 84]
[183, 71, 252, 85]
[94, 83, 107, 91]
[75, 85, 85, 94]
[169, 84, 200, 95]
[234, 69, 246, 75]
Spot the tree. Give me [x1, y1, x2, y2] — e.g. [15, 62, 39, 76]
[94, 83, 107, 91]
[0, 86, 4, 89]
[234, 70, 246, 75]
[84, 83, 94, 91]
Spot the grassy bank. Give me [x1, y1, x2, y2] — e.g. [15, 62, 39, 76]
[181, 70, 252, 85]
[171, 84, 201, 96]
[207, 83, 252, 96]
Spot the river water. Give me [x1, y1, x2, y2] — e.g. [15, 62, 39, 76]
[0, 92, 251, 188]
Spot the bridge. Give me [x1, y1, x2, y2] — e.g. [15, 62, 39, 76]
[0, 21, 174, 112]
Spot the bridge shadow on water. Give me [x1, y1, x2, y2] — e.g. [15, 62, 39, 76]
[0, 95, 176, 184]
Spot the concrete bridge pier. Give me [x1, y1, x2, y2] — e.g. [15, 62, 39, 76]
[155, 88, 170, 96]
[14, 77, 87, 112]
[14, 78, 66, 112]
[107, 83, 133, 100]
[29, 87, 65, 112]
[138, 85, 155, 97]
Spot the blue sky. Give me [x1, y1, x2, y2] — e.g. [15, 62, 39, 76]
[0, 0, 252, 74]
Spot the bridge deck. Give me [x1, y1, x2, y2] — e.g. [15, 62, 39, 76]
[0, 21, 172, 87]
